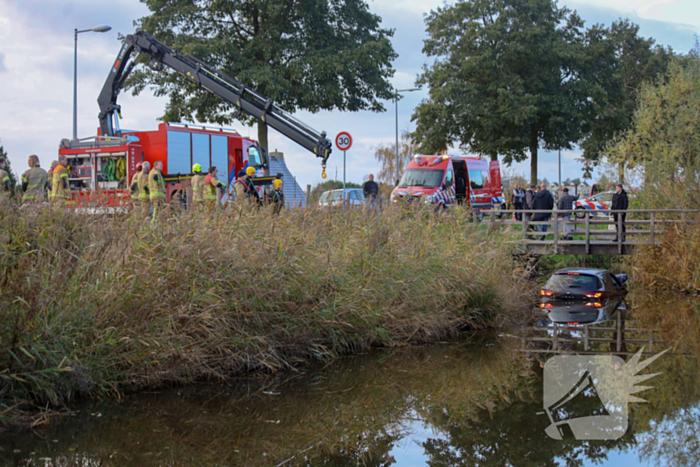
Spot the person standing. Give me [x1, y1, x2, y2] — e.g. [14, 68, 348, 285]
[0, 157, 10, 198]
[611, 183, 629, 242]
[557, 187, 577, 240]
[270, 178, 285, 214]
[46, 160, 57, 194]
[533, 183, 554, 240]
[204, 166, 225, 211]
[190, 163, 205, 211]
[138, 161, 151, 218]
[244, 166, 262, 206]
[49, 155, 70, 206]
[21, 155, 48, 204]
[362, 174, 379, 208]
[512, 184, 525, 221]
[130, 163, 143, 215]
[148, 161, 166, 221]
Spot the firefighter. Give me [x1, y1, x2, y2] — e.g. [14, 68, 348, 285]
[130, 163, 143, 215]
[21, 155, 48, 204]
[233, 170, 248, 202]
[46, 161, 58, 195]
[50, 156, 70, 206]
[244, 166, 262, 206]
[148, 160, 166, 221]
[190, 163, 204, 210]
[138, 161, 151, 218]
[203, 166, 225, 211]
[270, 178, 285, 214]
[0, 157, 10, 198]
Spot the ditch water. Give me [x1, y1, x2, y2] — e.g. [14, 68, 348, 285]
[1, 307, 698, 467]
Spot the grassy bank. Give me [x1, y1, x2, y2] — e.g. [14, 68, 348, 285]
[0, 203, 524, 428]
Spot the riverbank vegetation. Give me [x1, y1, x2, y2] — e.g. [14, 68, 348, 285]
[0, 203, 526, 428]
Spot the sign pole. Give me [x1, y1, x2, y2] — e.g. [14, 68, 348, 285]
[335, 131, 353, 210]
[343, 150, 346, 202]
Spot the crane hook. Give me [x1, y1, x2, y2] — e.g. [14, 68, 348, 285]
[321, 166, 327, 179]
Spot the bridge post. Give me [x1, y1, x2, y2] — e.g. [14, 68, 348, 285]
[585, 213, 590, 255]
[650, 212, 655, 245]
[553, 213, 559, 254]
[521, 211, 528, 241]
[617, 212, 623, 255]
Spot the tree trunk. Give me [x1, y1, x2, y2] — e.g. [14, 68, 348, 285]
[618, 161, 625, 185]
[529, 130, 539, 187]
[257, 120, 268, 152]
[489, 152, 498, 162]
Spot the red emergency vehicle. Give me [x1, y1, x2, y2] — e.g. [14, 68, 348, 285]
[57, 30, 332, 208]
[58, 123, 264, 207]
[390, 155, 504, 210]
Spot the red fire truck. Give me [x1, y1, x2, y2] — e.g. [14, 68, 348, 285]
[390, 155, 504, 211]
[59, 31, 332, 208]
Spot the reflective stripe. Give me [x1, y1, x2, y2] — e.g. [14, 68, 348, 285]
[60, 173, 68, 178]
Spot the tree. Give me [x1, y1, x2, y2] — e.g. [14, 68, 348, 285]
[412, 0, 587, 186]
[373, 130, 419, 185]
[129, 0, 397, 150]
[608, 57, 700, 209]
[578, 19, 672, 177]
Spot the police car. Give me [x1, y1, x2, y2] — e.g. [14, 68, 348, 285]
[574, 191, 614, 218]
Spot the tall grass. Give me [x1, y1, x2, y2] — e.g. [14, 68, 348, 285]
[0, 202, 524, 427]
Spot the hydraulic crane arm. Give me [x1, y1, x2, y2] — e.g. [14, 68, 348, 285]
[98, 30, 332, 169]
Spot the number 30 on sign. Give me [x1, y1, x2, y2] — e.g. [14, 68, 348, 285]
[335, 132, 352, 151]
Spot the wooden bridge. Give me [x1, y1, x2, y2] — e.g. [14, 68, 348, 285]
[485, 209, 700, 255]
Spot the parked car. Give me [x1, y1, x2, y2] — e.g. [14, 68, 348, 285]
[539, 298, 625, 326]
[318, 188, 366, 208]
[540, 268, 627, 301]
[574, 191, 615, 218]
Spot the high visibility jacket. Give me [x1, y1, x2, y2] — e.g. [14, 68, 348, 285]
[50, 165, 69, 199]
[148, 169, 166, 200]
[271, 189, 285, 213]
[234, 180, 247, 200]
[204, 174, 221, 200]
[130, 172, 140, 199]
[191, 173, 205, 202]
[137, 171, 149, 199]
[0, 169, 9, 196]
[21, 167, 48, 201]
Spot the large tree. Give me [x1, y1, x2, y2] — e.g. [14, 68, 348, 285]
[578, 19, 672, 177]
[128, 0, 397, 150]
[373, 130, 419, 185]
[411, 0, 587, 186]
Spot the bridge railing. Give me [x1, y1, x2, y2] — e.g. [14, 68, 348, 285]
[484, 209, 700, 254]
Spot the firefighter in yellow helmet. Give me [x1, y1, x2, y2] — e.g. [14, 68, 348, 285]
[0, 157, 10, 198]
[129, 162, 144, 215]
[203, 166, 225, 211]
[244, 166, 262, 207]
[148, 160, 167, 221]
[21, 155, 48, 204]
[138, 161, 151, 218]
[190, 163, 204, 211]
[270, 178, 285, 214]
[49, 155, 70, 206]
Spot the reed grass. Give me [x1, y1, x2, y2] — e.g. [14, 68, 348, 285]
[0, 202, 524, 428]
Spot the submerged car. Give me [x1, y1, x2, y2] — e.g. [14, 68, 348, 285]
[318, 188, 366, 208]
[540, 268, 627, 301]
[540, 298, 625, 326]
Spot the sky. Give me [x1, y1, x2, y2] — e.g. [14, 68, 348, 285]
[0, 0, 698, 189]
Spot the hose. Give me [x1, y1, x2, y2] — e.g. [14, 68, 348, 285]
[115, 158, 127, 182]
[103, 159, 116, 181]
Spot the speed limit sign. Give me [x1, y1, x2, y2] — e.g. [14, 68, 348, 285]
[335, 132, 353, 151]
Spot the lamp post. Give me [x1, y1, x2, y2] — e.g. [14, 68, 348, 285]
[73, 24, 112, 141]
[394, 88, 421, 186]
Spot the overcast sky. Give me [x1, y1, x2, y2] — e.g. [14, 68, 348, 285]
[1, 0, 698, 188]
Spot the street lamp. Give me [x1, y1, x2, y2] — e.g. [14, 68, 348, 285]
[73, 24, 112, 141]
[394, 88, 421, 186]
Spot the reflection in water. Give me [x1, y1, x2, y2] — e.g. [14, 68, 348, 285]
[1, 307, 698, 467]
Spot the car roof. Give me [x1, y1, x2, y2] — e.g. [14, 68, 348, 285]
[554, 268, 608, 276]
[328, 188, 361, 192]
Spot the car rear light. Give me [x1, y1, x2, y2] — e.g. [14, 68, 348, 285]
[584, 292, 604, 299]
[540, 302, 554, 309]
[567, 322, 580, 325]
[540, 290, 554, 297]
[584, 301, 603, 308]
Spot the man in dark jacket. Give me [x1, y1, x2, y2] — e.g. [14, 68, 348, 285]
[557, 187, 578, 240]
[611, 183, 629, 242]
[533, 183, 554, 240]
[363, 174, 379, 208]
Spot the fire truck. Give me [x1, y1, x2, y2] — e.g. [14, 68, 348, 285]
[58, 31, 333, 207]
[390, 155, 504, 211]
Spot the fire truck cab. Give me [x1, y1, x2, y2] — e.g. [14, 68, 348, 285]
[58, 123, 264, 208]
[390, 155, 504, 210]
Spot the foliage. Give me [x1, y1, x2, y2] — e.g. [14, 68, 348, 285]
[607, 57, 700, 209]
[0, 142, 18, 196]
[412, 0, 588, 185]
[128, 0, 397, 148]
[0, 202, 524, 428]
[373, 129, 419, 185]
